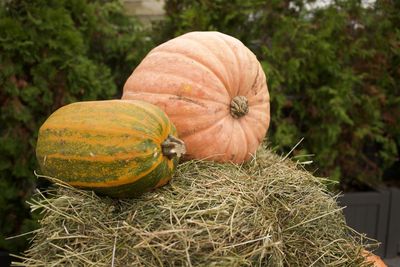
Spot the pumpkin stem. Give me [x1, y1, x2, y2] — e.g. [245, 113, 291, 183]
[230, 96, 249, 118]
[161, 135, 186, 160]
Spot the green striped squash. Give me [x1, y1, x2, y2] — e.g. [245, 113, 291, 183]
[36, 100, 185, 198]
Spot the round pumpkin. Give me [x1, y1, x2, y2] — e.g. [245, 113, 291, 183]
[363, 250, 387, 267]
[36, 100, 185, 198]
[122, 31, 270, 163]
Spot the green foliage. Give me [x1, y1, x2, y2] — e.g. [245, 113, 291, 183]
[0, 0, 151, 253]
[160, 0, 400, 189]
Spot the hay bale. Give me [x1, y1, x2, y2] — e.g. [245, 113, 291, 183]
[16, 147, 374, 266]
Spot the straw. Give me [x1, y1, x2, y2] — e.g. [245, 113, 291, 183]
[14, 146, 376, 266]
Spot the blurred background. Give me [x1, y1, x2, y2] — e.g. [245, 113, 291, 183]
[0, 0, 399, 265]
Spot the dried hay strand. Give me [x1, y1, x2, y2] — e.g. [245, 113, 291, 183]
[15, 147, 375, 266]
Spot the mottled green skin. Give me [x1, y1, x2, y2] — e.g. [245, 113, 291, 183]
[94, 157, 179, 198]
[36, 100, 179, 198]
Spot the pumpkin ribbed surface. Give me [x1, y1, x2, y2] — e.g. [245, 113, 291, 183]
[36, 100, 183, 198]
[123, 31, 270, 163]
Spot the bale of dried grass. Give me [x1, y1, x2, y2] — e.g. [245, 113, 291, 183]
[15, 146, 375, 266]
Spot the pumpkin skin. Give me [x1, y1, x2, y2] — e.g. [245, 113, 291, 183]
[122, 31, 270, 163]
[36, 100, 185, 198]
[363, 250, 387, 267]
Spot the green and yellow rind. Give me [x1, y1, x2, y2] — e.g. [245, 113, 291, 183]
[36, 100, 179, 198]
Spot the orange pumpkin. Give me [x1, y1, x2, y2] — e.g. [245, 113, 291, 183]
[363, 250, 387, 267]
[123, 31, 270, 163]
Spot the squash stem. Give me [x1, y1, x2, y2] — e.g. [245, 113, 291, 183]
[161, 135, 186, 159]
[230, 96, 249, 118]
